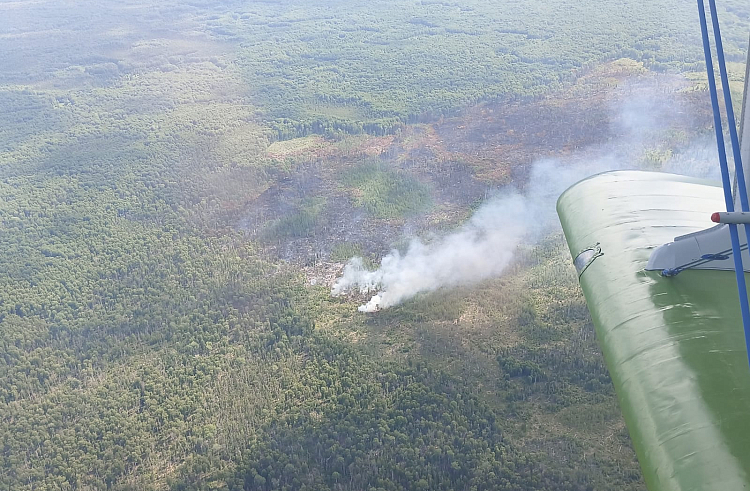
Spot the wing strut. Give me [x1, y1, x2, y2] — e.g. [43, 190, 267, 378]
[696, 0, 750, 368]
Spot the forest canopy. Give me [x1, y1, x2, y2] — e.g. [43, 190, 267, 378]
[0, 0, 747, 489]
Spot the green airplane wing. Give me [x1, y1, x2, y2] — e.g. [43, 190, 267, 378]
[557, 170, 750, 491]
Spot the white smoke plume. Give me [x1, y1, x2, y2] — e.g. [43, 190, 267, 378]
[332, 80, 720, 312]
[331, 158, 615, 312]
[331, 192, 528, 311]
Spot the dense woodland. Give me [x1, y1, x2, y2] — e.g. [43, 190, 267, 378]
[0, 0, 748, 489]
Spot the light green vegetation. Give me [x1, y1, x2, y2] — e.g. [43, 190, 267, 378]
[341, 160, 432, 219]
[264, 197, 327, 239]
[329, 242, 364, 262]
[0, 0, 747, 489]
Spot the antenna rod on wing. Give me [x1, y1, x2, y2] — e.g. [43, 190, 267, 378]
[697, 0, 750, 368]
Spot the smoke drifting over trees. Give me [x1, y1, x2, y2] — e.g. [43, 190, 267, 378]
[332, 83, 722, 311]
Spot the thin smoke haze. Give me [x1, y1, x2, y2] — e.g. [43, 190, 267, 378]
[332, 81, 720, 311]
